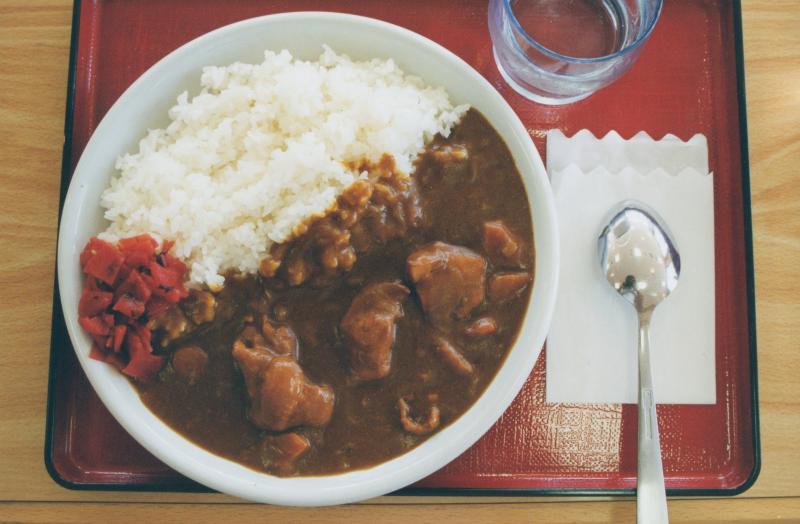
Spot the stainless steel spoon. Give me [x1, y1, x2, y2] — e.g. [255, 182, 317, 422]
[598, 200, 680, 524]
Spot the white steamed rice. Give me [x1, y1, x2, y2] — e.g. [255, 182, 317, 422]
[99, 46, 468, 289]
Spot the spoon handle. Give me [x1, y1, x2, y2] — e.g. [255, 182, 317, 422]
[637, 318, 669, 524]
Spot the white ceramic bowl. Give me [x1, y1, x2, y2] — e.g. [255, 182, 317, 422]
[57, 12, 559, 506]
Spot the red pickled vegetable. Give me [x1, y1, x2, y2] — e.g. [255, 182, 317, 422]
[161, 239, 175, 252]
[89, 342, 108, 362]
[112, 325, 127, 353]
[91, 336, 108, 353]
[115, 270, 152, 303]
[79, 314, 113, 336]
[79, 234, 187, 381]
[78, 289, 113, 317]
[119, 234, 158, 269]
[113, 295, 146, 319]
[118, 234, 158, 253]
[135, 323, 152, 346]
[160, 252, 187, 275]
[106, 352, 127, 370]
[81, 238, 125, 285]
[142, 259, 189, 303]
[146, 260, 182, 289]
[80, 238, 110, 267]
[122, 331, 164, 380]
[85, 276, 107, 292]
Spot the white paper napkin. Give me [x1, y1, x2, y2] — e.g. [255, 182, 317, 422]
[545, 130, 716, 404]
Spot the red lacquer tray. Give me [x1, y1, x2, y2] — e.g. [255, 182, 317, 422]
[46, 0, 759, 495]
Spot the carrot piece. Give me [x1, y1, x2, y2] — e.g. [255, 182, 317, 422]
[272, 433, 310, 462]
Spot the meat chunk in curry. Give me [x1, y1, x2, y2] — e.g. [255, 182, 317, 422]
[255, 357, 334, 431]
[232, 323, 333, 431]
[340, 281, 410, 381]
[398, 396, 441, 436]
[171, 345, 208, 385]
[407, 242, 487, 325]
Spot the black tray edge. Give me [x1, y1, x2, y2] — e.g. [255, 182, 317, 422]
[44, 0, 761, 497]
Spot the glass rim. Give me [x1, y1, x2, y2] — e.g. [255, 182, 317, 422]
[501, 0, 664, 64]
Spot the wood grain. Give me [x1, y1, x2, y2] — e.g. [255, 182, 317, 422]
[0, 0, 72, 502]
[739, 0, 800, 500]
[2, 498, 800, 523]
[0, 0, 799, 521]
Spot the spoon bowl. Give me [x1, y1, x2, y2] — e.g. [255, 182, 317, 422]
[599, 202, 681, 315]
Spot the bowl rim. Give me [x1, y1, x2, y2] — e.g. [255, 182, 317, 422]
[57, 11, 559, 506]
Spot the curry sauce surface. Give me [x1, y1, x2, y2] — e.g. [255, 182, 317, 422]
[135, 110, 535, 476]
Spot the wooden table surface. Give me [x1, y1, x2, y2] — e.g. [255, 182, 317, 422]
[1, 0, 799, 522]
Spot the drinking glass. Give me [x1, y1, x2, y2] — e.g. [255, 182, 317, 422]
[488, 0, 663, 105]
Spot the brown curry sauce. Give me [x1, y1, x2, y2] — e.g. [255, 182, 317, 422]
[135, 109, 535, 476]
